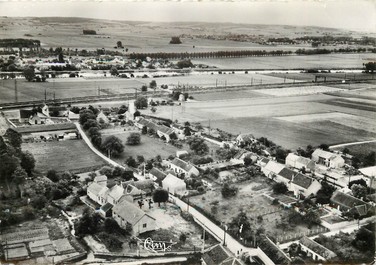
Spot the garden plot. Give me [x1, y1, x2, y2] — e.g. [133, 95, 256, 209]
[256, 85, 346, 97]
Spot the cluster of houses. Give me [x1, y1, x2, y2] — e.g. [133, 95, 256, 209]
[86, 175, 157, 235]
[135, 117, 183, 142]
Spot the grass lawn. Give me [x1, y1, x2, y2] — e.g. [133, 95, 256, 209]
[22, 140, 106, 173]
[101, 128, 181, 162]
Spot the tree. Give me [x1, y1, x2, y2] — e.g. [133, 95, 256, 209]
[149, 80, 157, 88]
[20, 151, 35, 176]
[46, 170, 59, 182]
[88, 127, 101, 138]
[351, 184, 367, 199]
[316, 181, 335, 204]
[104, 218, 121, 234]
[353, 227, 375, 252]
[244, 156, 253, 167]
[303, 210, 321, 228]
[137, 155, 145, 164]
[58, 52, 64, 63]
[23, 66, 35, 81]
[363, 151, 376, 167]
[135, 96, 148, 109]
[75, 209, 100, 236]
[152, 189, 169, 206]
[101, 136, 124, 157]
[272, 182, 288, 194]
[187, 137, 209, 155]
[176, 59, 193, 69]
[126, 156, 137, 168]
[179, 233, 187, 244]
[319, 144, 329, 151]
[83, 119, 99, 130]
[221, 182, 238, 198]
[126, 133, 141, 145]
[141, 85, 148, 92]
[364, 62, 376, 73]
[169, 37, 182, 44]
[184, 126, 191, 136]
[141, 126, 148, 134]
[116, 41, 123, 48]
[79, 109, 96, 125]
[4, 128, 22, 150]
[110, 66, 119, 76]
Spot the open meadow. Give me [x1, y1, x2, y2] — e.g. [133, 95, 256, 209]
[22, 140, 106, 173]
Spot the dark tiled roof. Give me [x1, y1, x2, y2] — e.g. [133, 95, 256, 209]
[100, 202, 113, 212]
[149, 168, 167, 181]
[19, 109, 33, 119]
[278, 167, 296, 181]
[292, 173, 313, 189]
[331, 191, 369, 211]
[171, 157, 193, 172]
[202, 245, 230, 265]
[157, 125, 174, 135]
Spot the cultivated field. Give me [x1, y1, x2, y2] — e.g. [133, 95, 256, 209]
[193, 53, 375, 70]
[22, 140, 106, 173]
[191, 90, 265, 101]
[332, 142, 376, 156]
[147, 86, 376, 149]
[256, 85, 345, 97]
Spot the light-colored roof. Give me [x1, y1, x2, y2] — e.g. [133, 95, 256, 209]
[108, 185, 124, 202]
[171, 157, 194, 172]
[287, 153, 314, 167]
[98, 186, 109, 198]
[94, 175, 107, 183]
[87, 182, 104, 196]
[359, 166, 376, 177]
[299, 236, 337, 260]
[264, 161, 285, 175]
[162, 174, 186, 187]
[112, 197, 155, 225]
[312, 149, 339, 160]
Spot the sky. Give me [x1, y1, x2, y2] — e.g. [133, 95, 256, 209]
[0, 0, 375, 32]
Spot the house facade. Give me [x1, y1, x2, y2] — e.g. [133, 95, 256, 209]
[261, 160, 285, 179]
[285, 153, 315, 172]
[312, 149, 345, 168]
[162, 174, 187, 195]
[168, 157, 199, 178]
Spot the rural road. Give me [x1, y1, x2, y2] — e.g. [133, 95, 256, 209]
[171, 195, 275, 265]
[329, 139, 376, 149]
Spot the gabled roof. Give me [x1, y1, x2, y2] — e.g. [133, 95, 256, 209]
[149, 168, 167, 181]
[112, 197, 155, 225]
[123, 180, 155, 193]
[124, 184, 145, 196]
[157, 125, 174, 135]
[171, 157, 194, 172]
[278, 167, 296, 181]
[260, 158, 270, 164]
[312, 149, 340, 160]
[98, 186, 109, 198]
[331, 190, 369, 211]
[264, 161, 285, 175]
[299, 236, 337, 260]
[162, 174, 186, 187]
[94, 175, 107, 184]
[292, 173, 313, 189]
[202, 244, 231, 265]
[14, 123, 76, 133]
[287, 153, 314, 167]
[87, 182, 104, 196]
[108, 185, 124, 202]
[237, 133, 255, 142]
[359, 166, 376, 177]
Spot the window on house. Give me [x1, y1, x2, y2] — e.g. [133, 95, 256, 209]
[143, 223, 147, 228]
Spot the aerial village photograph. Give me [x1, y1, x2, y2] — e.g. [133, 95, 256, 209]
[0, 0, 375, 264]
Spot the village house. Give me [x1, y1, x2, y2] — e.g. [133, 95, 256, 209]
[156, 125, 175, 142]
[162, 173, 187, 195]
[107, 184, 125, 205]
[18, 109, 33, 124]
[87, 182, 107, 207]
[261, 160, 285, 179]
[99, 202, 113, 218]
[235, 133, 256, 147]
[312, 149, 345, 169]
[231, 150, 258, 165]
[285, 153, 315, 172]
[359, 166, 376, 189]
[290, 173, 322, 198]
[148, 168, 168, 186]
[93, 175, 107, 186]
[168, 157, 199, 178]
[330, 190, 373, 217]
[171, 124, 186, 140]
[112, 197, 156, 235]
[257, 157, 270, 168]
[275, 167, 296, 185]
[96, 111, 110, 124]
[298, 236, 337, 262]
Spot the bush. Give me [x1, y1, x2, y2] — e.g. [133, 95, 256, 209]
[97, 232, 123, 252]
[46, 170, 59, 182]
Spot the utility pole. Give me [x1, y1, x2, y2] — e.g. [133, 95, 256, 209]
[14, 79, 18, 103]
[208, 119, 211, 135]
[202, 228, 206, 251]
[44, 89, 47, 101]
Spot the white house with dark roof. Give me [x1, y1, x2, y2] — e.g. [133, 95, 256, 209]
[276, 167, 296, 185]
[162, 174, 187, 195]
[290, 173, 321, 198]
[330, 190, 373, 217]
[312, 149, 344, 168]
[156, 125, 175, 142]
[168, 157, 199, 178]
[148, 168, 167, 186]
[286, 153, 315, 172]
[235, 133, 256, 147]
[87, 182, 106, 205]
[112, 197, 156, 235]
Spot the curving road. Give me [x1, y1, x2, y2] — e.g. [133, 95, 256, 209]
[329, 139, 376, 149]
